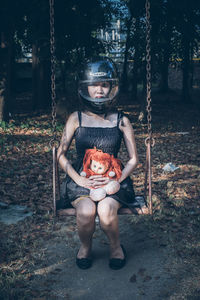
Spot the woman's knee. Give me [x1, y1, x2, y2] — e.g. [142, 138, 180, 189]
[76, 198, 96, 222]
[97, 198, 119, 226]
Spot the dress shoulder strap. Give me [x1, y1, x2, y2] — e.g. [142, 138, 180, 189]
[78, 111, 82, 127]
[117, 111, 124, 127]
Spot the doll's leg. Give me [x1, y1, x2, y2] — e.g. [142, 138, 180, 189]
[97, 197, 124, 259]
[72, 197, 97, 258]
[90, 187, 106, 201]
[90, 181, 120, 201]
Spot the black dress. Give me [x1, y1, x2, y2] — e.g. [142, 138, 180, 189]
[59, 111, 140, 211]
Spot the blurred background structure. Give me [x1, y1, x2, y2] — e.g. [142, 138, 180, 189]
[0, 0, 200, 121]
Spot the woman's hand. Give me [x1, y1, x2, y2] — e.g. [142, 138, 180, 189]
[75, 175, 103, 189]
[75, 175, 95, 189]
[89, 175, 110, 189]
[76, 175, 110, 189]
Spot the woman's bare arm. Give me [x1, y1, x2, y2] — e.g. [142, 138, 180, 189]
[57, 112, 78, 175]
[57, 112, 102, 189]
[118, 116, 139, 183]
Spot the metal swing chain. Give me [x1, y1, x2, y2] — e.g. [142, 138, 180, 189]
[145, 0, 154, 146]
[49, 0, 57, 147]
[49, 0, 60, 216]
[145, 0, 155, 215]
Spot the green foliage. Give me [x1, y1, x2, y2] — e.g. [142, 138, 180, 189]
[20, 123, 30, 129]
[0, 121, 7, 130]
[0, 121, 15, 130]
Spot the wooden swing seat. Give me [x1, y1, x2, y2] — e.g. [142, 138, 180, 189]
[57, 206, 149, 217]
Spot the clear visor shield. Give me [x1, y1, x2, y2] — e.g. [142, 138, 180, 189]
[78, 79, 119, 103]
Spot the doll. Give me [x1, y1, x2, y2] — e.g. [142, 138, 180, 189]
[80, 147, 122, 201]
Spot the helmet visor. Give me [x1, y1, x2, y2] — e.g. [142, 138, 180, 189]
[78, 78, 119, 103]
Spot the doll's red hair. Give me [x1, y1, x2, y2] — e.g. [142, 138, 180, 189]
[82, 147, 122, 179]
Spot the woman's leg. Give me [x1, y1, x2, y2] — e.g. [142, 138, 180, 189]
[72, 197, 97, 258]
[97, 197, 124, 259]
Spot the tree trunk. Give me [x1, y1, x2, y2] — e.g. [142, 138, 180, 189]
[132, 59, 138, 100]
[121, 17, 132, 91]
[38, 59, 51, 109]
[137, 60, 147, 123]
[131, 17, 140, 101]
[159, 49, 169, 93]
[189, 42, 194, 89]
[32, 42, 39, 110]
[0, 31, 13, 122]
[181, 33, 190, 103]
[159, 1, 172, 93]
[0, 73, 7, 121]
[32, 43, 51, 110]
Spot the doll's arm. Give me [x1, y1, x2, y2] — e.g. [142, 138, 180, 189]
[80, 171, 87, 177]
[108, 171, 116, 178]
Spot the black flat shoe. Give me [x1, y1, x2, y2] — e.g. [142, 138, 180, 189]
[109, 245, 127, 270]
[76, 256, 93, 269]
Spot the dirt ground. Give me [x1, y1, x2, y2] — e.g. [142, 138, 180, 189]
[0, 215, 184, 300]
[0, 91, 200, 299]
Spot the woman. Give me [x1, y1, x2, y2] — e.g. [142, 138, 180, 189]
[57, 57, 147, 270]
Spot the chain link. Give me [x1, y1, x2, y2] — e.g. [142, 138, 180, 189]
[49, 0, 57, 146]
[145, 0, 155, 147]
[144, 0, 154, 215]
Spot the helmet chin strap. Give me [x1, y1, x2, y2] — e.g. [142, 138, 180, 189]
[89, 107, 107, 115]
[82, 99, 109, 115]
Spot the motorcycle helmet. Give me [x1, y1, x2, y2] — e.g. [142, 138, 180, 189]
[78, 57, 119, 114]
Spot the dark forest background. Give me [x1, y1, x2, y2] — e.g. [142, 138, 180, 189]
[1, 0, 200, 122]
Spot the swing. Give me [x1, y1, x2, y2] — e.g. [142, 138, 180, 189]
[49, 0, 155, 217]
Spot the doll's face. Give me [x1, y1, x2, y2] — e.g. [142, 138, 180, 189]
[90, 160, 108, 175]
